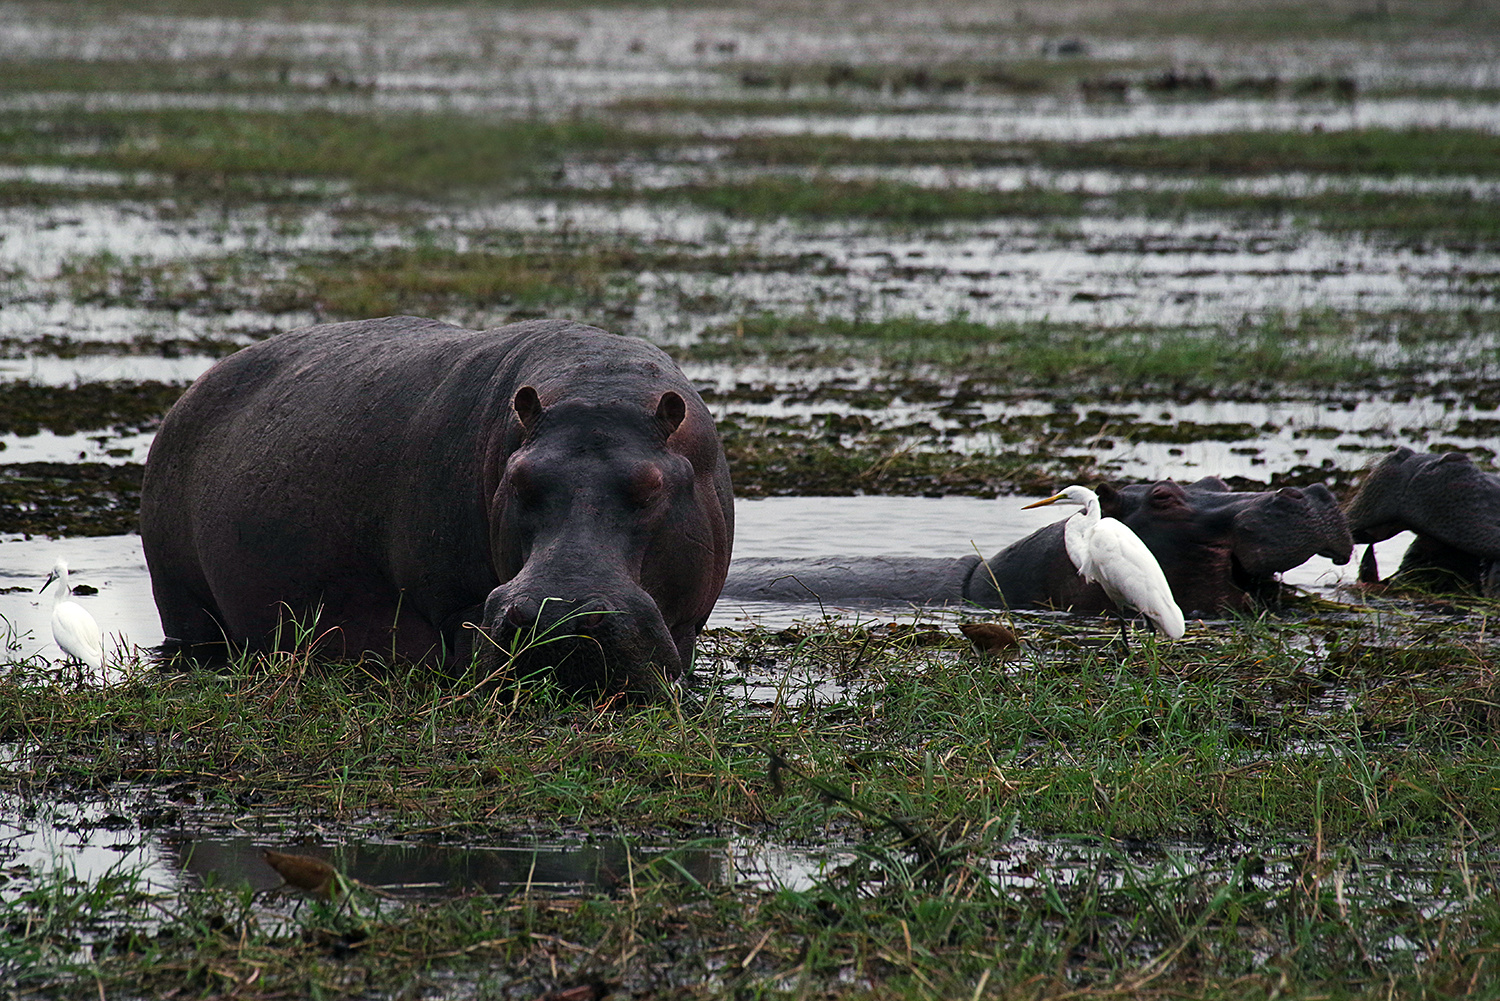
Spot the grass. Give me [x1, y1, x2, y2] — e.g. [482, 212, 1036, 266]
[725, 128, 1500, 178]
[657, 177, 1090, 224]
[49, 243, 830, 322]
[1085, 0, 1500, 39]
[0, 109, 649, 199]
[3, 602, 1500, 996]
[687, 313, 1398, 391]
[633, 176, 1500, 242]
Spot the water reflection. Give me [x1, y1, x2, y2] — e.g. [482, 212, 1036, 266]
[173, 834, 724, 898]
[0, 790, 842, 906]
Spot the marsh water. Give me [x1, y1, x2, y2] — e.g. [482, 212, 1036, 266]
[0, 494, 1402, 666]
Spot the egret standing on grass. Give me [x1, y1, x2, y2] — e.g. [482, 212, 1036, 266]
[1023, 485, 1186, 644]
[40, 558, 104, 672]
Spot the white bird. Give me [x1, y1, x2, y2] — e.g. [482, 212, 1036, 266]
[40, 558, 105, 672]
[1023, 485, 1186, 643]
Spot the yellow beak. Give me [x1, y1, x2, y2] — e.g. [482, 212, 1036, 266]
[1021, 493, 1067, 509]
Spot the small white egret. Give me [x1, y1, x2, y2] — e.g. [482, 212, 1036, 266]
[1023, 485, 1186, 643]
[40, 558, 104, 672]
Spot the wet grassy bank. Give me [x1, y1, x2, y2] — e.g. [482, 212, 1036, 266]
[4, 605, 1500, 997]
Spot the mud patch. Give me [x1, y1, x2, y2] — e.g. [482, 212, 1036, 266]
[0, 462, 142, 537]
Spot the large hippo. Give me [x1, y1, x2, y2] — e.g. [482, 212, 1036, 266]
[140, 316, 734, 692]
[1343, 447, 1500, 593]
[721, 479, 1351, 616]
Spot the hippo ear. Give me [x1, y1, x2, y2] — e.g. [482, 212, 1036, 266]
[513, 386, 543, 432]
[1094, 483, 1124, 517]
[655, 391, 686, 437]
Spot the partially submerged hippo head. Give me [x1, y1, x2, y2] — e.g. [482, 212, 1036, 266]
[480, 386, 727, 693]
[1105, 478, 1351, 574]
[1344, 446, 1500, 555]
[1344, 447, 1500, 592]
[1096, 477, 1352, 609]
[1213, 483, 1353, 578]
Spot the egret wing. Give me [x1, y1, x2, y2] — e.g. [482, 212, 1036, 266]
[53, 601, 104, 669]
[1090, 520, 1186, 638]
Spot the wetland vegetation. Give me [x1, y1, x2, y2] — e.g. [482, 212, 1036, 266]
[2, 0, 1500, 996]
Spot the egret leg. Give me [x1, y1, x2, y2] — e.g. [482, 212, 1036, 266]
[1114, 610, 1131, 654]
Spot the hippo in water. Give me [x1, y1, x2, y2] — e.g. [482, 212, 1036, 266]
[972, 478, 1352, 615]
[140, 316, 734, 692]
[1104, 478, 1353, 605]
[1343, 447, 1500, 594]
[722, 478, 1351, 617]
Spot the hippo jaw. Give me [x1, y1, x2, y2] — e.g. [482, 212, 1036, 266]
[1230, 486, 1354, 574]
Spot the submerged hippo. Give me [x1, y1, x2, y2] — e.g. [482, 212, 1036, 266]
[140, 316, 734, 692]
[1343, 447, 1500, 593]
[722, 478, 1350, 617]
[1106, 478, 1353, 602]
[974, 478, 1352, 615]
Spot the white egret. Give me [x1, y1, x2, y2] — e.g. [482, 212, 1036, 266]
[40, 558, 105, 672]
[1023, 485, 1186, 643]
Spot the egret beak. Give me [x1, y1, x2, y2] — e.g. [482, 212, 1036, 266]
[1022, 493, 1067, 509]
[41, 571, 58, 592]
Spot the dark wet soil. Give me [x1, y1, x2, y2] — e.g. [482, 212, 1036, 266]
[0, 462, 143, 536]
[0, 381, 180, 437]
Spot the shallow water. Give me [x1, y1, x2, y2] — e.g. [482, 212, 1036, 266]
[0, 790, 846, 910]
[3, 785, 1479, 932]
[4, 187, 1495, 356]
[0, 496, 1406, 664]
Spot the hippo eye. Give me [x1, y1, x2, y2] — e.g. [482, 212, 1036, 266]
[627, 463, 665, 507]
[506, 459, 543, 504]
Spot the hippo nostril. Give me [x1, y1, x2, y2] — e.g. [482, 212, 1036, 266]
[505, 598, 540, 627]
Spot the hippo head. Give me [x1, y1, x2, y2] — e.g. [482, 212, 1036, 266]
[1098, 480, 1242, 614]
[478, 386, 708, 693]
[1226, 484, 1353, 577]
[1343, 446, 1421, 543]
[1345, 447, 1500, 558]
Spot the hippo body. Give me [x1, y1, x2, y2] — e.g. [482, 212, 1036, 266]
[966, 521, 1108, 612]
[722, 480, 1350, 616]
[1343, 447, 1500, 593]
[140, 316, 734, 690]
[722, 556, 978, 604]
[1105, 478, 1353, 597]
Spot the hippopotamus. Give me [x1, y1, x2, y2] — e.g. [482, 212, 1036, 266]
[971, 478, 1352, 615]
[721, 478, 1351, 616]
[140, 316, 734, 692]
[1343, 447, 1500, 594]
[1109, 478, 1353, 601]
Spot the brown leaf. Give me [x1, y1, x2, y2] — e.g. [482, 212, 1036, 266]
[263, 848, 338, 898]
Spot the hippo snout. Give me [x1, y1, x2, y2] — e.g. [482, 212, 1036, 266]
[478, 582, 682, 692]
